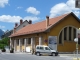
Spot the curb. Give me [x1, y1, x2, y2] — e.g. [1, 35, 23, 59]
[73, 58, 80, 60]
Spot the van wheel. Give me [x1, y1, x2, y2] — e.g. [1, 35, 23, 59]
[36, 52, 40, 56]
[51, 52, 55, 56]
[55, 53, 58, 56]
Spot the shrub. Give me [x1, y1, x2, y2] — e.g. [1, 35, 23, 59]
[2, 48, 6, 52]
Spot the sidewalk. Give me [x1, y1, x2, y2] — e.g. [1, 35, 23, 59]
[59, 54, 80, 56]
[0, 51, 80, 57]
[59, 53, 80, 59]
[0, 51, 32, 54]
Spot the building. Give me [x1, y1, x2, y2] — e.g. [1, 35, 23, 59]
[14, 19, 32, 32]
[1, 30, 13, 38]
[2, 19, 31, 38]
[10, 12, 80, 53]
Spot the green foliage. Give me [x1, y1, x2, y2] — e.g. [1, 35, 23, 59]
[0, 37, 10, 49]
[0, 44, 5, 49]
[2, 47, 6, 52]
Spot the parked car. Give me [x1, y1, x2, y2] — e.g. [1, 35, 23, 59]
[35, 45, 58, 56]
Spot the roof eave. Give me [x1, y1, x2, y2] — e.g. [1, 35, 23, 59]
[10, 29, 46, 38]
[45, 12, 80, 31]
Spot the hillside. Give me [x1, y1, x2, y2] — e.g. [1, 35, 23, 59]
[0, 29, 4, 37]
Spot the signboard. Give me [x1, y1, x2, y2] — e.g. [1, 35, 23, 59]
[74, 38, 78, 42]
[77, 29, 80, 38]
[48, 36, 57, 51]
[26, 47, 30, 52]
[49, 36, 57, 44]
[75, 29, 80, 44]
[75, 0, 80, 8]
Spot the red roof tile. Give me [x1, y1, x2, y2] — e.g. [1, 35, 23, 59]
[10, 13, 70, 37]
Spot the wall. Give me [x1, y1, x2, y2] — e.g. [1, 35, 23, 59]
[16, 21, 29, 31]
[13, 14, 80, 52]
[48, 14, 80, 52]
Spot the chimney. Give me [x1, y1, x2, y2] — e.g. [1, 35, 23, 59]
[13, 27, 16, 34]
[20, 19, 23, 25]
[29, 20, 32, 24]
[46, 16, 49, 28]
[15, 23, 18, 27]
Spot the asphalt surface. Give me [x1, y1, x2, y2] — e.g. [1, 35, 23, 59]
[0, 53, 78, 60]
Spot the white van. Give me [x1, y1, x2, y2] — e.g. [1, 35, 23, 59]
[35, 45, 58, 56]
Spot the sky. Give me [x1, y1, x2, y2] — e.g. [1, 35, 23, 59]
[0, 0, 79, 32]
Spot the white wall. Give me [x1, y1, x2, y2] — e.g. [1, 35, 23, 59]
[16, 21, 29, 31]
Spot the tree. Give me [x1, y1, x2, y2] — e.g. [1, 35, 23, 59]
[0, 37, 10, 49]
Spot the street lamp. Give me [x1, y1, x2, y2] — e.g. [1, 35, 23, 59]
[74, 38, 78, 60]
[74, 0, 80, 60]
[74, 28, 80, 60]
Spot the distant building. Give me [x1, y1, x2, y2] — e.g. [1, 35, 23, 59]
[1, 30, 13, 38]
[2, 19, 31, 38]
[14, 19, 32, 32]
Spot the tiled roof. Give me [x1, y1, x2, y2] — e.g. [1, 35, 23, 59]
[10, 12, 71, 37]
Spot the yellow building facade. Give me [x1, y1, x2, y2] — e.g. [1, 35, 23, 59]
[10, 12, 80, 53]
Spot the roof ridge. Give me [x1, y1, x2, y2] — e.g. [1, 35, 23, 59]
[10, 12, 72, 37]
[50, 12, 70, 19]
[26, 12, 71, 26]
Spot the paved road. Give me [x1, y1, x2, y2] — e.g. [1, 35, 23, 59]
[0, 53, 79, 60]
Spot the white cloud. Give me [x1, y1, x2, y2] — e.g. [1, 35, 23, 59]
[73, 11, 80, 17]
[0, 0, 9, 7]
[0, 25, 5, 28]
[0, 26, 6, 32]
[17, 7, 23, 9]
[23, 16, 40, 22]
[0, 25, 6, 32]
[0, 15, 40, 23]
[0, 15, 22, 23]
[25, 7, 40, 15]
[16, 6, 23, 10]
[2, 29, 6, 32]
[50, 0, 80, 18]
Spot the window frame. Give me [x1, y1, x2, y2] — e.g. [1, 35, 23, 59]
[58, 26, 77, 44]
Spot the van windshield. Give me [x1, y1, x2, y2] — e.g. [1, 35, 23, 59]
[49, 47, 53, 50]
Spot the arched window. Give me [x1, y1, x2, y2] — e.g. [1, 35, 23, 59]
[64, 27, 67, 40]
[69, 27, 72, 41]
[59, 26, 76, 44]
[73, 28, 76, 39]
[59, 31, 62, 44]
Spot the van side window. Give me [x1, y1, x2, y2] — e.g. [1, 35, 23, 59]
[37, 47, 39, 49]
[40, 47, 44, 50]
[45, 47, 50, 50]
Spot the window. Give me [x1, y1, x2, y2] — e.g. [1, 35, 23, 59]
[59, 26, 76, 44]
[59, 31, 62, 44]
[64, 27, 67, 40]
[28, 38, 31, 44]
[17, 40, 19, 45]
[40, 47, 44, 50]
[69, 27, 72, 41]
[36, 47, 39, 49]
[22, 39, 24, 45]
[78, 38, 80, 44]
[73, 28, 76, 39]
[45, 47, 50, 50]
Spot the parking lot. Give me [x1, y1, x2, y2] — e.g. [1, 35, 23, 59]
[0, 53, 79, 60]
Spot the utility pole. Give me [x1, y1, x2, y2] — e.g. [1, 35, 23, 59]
[75, 0, 80, 60]
[74, 38, 78, 60]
